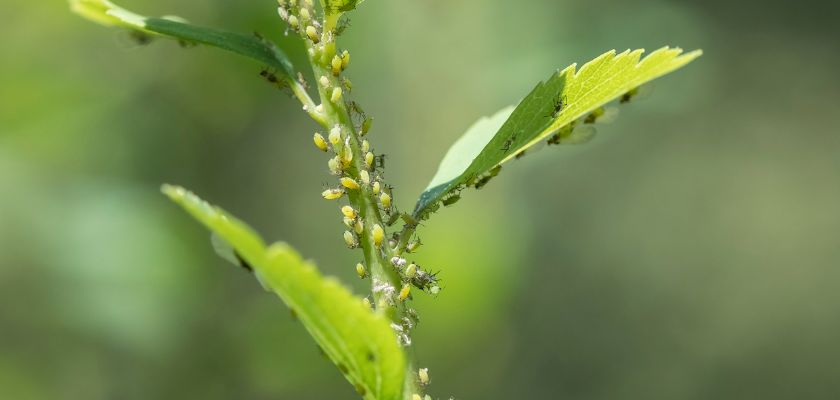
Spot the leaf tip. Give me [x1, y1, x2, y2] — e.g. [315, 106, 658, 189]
[160, 183, 184, 200]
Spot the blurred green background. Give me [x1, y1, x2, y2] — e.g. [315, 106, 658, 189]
[2, 0, 839, 399]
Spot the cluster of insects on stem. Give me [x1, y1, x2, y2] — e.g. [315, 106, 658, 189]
[273, 1, 439, 397]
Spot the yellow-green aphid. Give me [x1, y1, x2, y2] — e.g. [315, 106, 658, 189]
[343, 216, 354, 228]
[360, 170, 370, 186]
[289, 0, 297, 7]
[314, 103, 324, 114]
[341, 147, 353, 165]
[405, 263, 417, 279]
[303, 0, 313, 6]
[341, 205, 357, 219]
[341, 77, 353, 92]
[328, 156, 342, 175]
[331, 55, 343, 76]
[319, 75, 330, 88]
[313, 132, 328, 152]
[372, 224, 384, 247]
[372, 181, 381, 195]
[380, 192, 392, 209]
[418, 368, 429, 385]
[288, 15, 299, 30]
[356, 262, 366, 278]
[340, 177, 359, 190]
[361, 116, 373, 136]
[300, 8, 311, 21]
[407, 239, 421, 253]
[331, 87, 343, 103]
[584, 107, 605, 124]
[424, 396, 431, 400]
[411, 395, 422, 400]
[341, 50, 350, 69]
[321, 188, 344, 200]
[353, 218, 364, 234]
[343, 230, 358, 248]
[328, 125, 342, 145]
[399, 284, 411, 301]
[361, 140, 370, 153]
[365, 152, 374, 169]
[362, 297, 372, 309]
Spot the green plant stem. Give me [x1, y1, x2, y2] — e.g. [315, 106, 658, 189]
[287, 77, 325, 125]
[292, 10, 421, 398]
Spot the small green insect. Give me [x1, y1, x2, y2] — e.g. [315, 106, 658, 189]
[441, 193, 461, 207]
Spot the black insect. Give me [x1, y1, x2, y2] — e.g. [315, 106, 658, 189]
[374, 154, 387, 169]
[547, 121, 577, 145]
[549, 95, 568, 118]
[260, 68, 279, 84]
[620, 87, 639, 103]
[501, 135, 516, 153]
[127, 29, 153, 46]
[515, 150, 527, 159]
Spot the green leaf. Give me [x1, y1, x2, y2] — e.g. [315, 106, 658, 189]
[161, 184, 405, 400]
[413, 47, 702, 217]
[70, 0, 295, 78]
[325, 0, 365, 13]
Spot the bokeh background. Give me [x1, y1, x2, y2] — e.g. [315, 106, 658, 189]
[3, 0, 840, 399]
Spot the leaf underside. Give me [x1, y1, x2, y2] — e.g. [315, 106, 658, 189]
[414, 47, 702, 217]
[162, 185, 405, 400]
[70, 0, 295, 78]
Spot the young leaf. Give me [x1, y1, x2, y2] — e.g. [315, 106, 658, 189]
[326, 0, 366, 13]
[413, 47, 701, 217]
[70, 0, 295, 78]
[162, 185, 406, 400]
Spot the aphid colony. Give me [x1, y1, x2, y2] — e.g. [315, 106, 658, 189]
[281, 0, 441, 314]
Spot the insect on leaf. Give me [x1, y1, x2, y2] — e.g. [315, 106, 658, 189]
[413, 47, 702, 217]
[70, 0, 295, 79]
[162, 185, 406, 400]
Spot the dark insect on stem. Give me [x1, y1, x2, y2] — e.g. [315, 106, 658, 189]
[127, 29, 154, 46]
[547, 121, 577, 145]
[583, 107, 605, 124]
[260, 68, 279, 84]
[335, 15, 352, 35]
[620, 87, 639, 103]
[515, 150, 527, 159]
[374, 154, 386, 169]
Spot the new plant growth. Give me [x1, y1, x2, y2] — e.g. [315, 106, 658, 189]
[70, 1, 701, 399]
